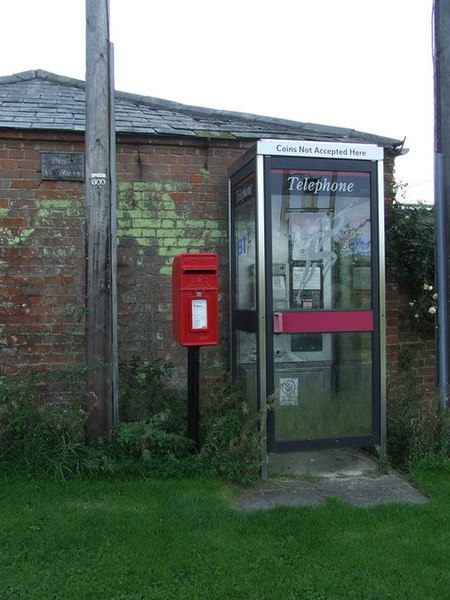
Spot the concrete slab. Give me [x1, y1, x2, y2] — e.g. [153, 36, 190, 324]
[268, 448, 379, 479]
[319, 475, 429, 508]
[234, 448, 429, 512]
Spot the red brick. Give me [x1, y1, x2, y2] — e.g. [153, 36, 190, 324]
[0, 216, 25, 227]
[10, 179, 36, 189]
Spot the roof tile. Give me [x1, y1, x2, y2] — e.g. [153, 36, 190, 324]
[0, 70, 402, 152]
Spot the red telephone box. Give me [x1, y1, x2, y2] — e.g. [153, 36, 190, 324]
[172, 253, 219, 347]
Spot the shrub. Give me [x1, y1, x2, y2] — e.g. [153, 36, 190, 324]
[385, 199, 435, 333]
[0, 370, 88, 479]
[110, 355, 193, 476]
[118, 355, 182, 422]
[115, 357, 262, 483]
[0, 358, 262, 484]
[197, 375, 262, 484]
[387, 347, 450, 471]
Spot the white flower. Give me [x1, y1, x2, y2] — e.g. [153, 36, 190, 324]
[428, 306, 437, 315]
[423, 283, 433, 291]
[409, 302, 415, 307]
[433, 293, 438, 300]
[414, 313, 419, 319]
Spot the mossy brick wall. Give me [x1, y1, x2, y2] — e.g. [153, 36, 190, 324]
[0, 133, 86, 375]
[114, 139, 249, 383]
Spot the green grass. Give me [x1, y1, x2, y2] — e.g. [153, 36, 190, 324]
[1, 471, 450, 599]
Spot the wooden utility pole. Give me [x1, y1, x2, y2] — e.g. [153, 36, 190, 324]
[434, 0, 450, 407]
[85, 0, 118, 438]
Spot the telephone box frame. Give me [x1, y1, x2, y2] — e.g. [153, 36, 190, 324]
[228, 139, 386, 455]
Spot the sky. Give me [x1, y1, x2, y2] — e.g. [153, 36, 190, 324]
[1, 0, 435, 203]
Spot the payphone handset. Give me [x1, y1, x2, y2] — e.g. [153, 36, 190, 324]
[273, 263, 287, 309]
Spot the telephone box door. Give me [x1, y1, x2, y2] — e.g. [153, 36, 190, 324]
[268, 158, 381, 450]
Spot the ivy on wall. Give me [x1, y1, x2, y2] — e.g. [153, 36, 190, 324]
[385, 197, 435, 334]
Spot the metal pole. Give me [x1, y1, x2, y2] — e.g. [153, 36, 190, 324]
[434, 0, 450, 408]
[435, 153, 448, 407]
[187, 346, 200, 448]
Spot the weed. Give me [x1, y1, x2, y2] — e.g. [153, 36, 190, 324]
[0, 358, 263, 484]
[113, 360, 261, 483]
[387, 347, 450, 471]
[119, 355, 182, 421]
[0, 370, 88, 479]
[197, 375, 262, 484]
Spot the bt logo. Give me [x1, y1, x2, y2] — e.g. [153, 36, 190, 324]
[237, 227, 253, 256]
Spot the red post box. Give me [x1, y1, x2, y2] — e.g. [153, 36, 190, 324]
[172, 253, 219, 346]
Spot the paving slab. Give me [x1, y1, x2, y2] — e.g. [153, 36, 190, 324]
[234, 474, 429, 512]
[319, 474, 429, 508]
[268, 448, 380, 479]
[234, 449, 429, 512]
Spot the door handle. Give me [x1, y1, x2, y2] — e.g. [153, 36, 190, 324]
[273, 312, 283, 333]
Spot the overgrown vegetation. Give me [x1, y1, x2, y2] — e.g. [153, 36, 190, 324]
[0, 357, 261, 484]
[2, 352, 449, 480]
[384, 186, 448, 470]
[0, 370, 89, 480]
[387, 344, 450, 471]
[197, 377, 262, 484]
[385, 196, 435, 333]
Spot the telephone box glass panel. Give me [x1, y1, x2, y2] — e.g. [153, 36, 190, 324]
[270, 167, 375, 446]
[271, 169, 372, 312]
[274, 332, 372, 442]
[231, 170, 258, 410]
[233, 173, 257, 311]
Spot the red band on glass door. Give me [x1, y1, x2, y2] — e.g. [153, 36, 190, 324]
[273, 311, 373, 334]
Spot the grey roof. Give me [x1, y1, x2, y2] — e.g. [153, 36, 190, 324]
[0, 70, 403, 153]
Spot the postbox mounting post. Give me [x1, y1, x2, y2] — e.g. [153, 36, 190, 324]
[187, 346, 200, 448]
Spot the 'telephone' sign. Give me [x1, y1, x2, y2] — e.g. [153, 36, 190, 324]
[257, 140, 384, 161]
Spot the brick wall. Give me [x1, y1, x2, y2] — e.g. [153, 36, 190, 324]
[0, 130, 436, 399]
[0, 132, 86, 375]
[386, 278, 436, 400]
